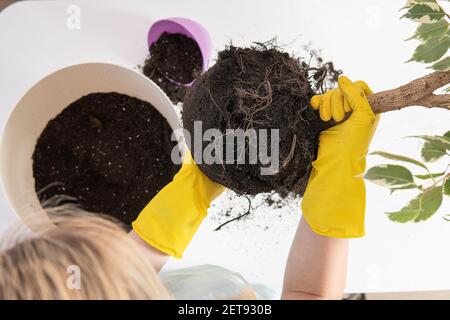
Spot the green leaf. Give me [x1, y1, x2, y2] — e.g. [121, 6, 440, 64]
[444, 175, 450, 196]
[417, 135, 450, 147]
[402, 3, 446, 23]
[402, 0, 438, 10]
[429, 56, 450, 71]
[421, 141, 448, 161]
[387, 186, 443, 223]
[414, 134, 450, 162]
[387, 196, 423, 222]
[415, 186, 443, 221]
[370, 151, 428, 170]
[365, 164, 415, 187]
[407, 19, 448, 42]
[407, 35, 450, 63]
[414, 172, 445, 179]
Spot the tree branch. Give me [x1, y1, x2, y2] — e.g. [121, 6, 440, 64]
[368, 71, 450, 113]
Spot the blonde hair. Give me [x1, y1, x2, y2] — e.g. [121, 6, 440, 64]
[0, 207, 171, 300]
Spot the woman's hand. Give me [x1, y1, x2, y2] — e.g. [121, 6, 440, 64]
[282, 76, 379, 300]
[302, 76, 379, 237]
[132, 151, 225, 262]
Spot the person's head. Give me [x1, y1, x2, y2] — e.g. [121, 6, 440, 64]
[0, 207, 171, 299]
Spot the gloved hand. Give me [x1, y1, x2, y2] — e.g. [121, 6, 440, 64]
[132, 150, 225, 258]
[301, 76, 380, 237]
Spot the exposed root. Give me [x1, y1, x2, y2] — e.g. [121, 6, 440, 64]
[183, 42, 326, 196]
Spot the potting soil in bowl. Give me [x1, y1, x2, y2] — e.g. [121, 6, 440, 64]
[32, 92, 180, 225]
[143, 32, 203, 104]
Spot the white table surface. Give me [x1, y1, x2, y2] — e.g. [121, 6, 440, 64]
[0, 0, 449, 294]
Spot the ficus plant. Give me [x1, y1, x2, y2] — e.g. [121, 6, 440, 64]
[403, 0, 449, 71]
[364, 0, 449, 223]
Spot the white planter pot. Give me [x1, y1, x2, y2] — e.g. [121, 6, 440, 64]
[0, 62, 181, 230]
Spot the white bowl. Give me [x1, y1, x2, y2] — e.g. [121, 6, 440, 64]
[0, 62, 181, 229]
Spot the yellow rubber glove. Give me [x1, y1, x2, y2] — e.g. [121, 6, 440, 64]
[132, 151, 225, 258]
[301, 76, 379, 238]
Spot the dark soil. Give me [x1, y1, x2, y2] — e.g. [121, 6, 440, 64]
[183, 44, 333, 196]
[143, 32, 203, 104]
[32, 92, 180, 225]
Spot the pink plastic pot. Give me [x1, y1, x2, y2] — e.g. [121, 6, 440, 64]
[147, 17, 212, 86]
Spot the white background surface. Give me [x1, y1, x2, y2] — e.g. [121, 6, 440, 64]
[0, 0, 449, 294]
